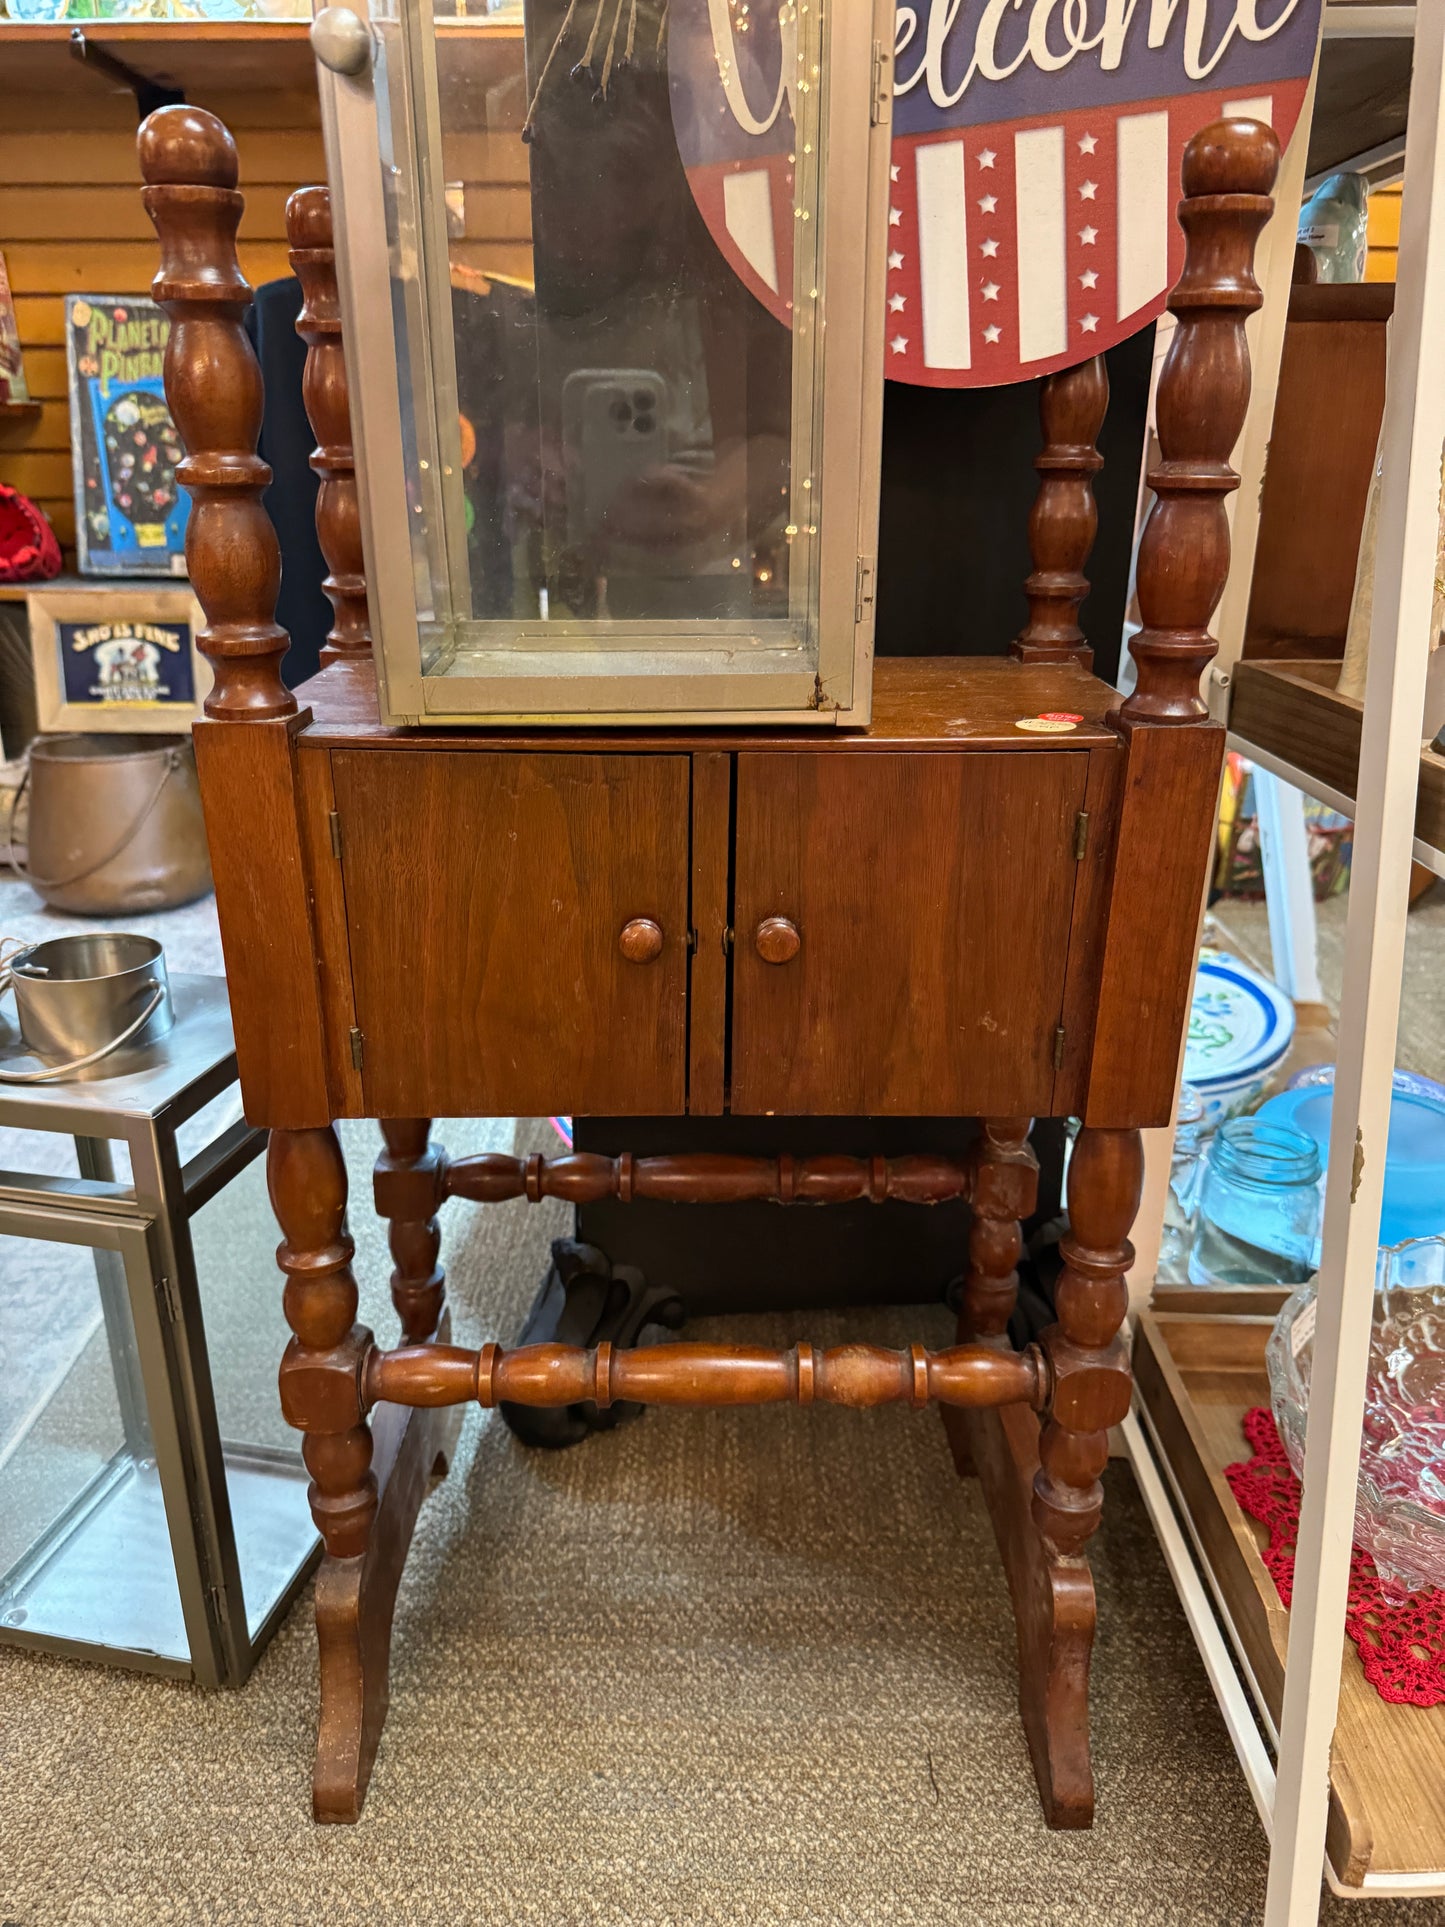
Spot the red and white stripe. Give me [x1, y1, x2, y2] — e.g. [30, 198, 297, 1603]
[681, 81, 1301, 384]
[883, 85, 1293, 388]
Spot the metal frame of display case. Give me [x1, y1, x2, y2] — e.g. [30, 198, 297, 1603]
[1124, 3, 1445, 1916]
[314, 0, 895, 727]
[0, 975, 319, 1688]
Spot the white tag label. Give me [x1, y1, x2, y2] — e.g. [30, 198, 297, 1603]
[1299, 221, 1340, 248]
[1291, 1295, 1318, 1360]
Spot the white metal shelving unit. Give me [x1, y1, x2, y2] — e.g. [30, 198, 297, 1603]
[1123, 1, 1445, 1916]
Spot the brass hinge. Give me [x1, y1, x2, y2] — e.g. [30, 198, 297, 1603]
[870, 38, 891, 125]
[350, 1027, 365, 1071]
[1053, 1025, 1066, 1070]
[854, 555, 876, 625]
[1073, 810, 1089, 861]
[329, 810, 343, 859]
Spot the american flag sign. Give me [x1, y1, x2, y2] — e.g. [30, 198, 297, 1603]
[669, 0, 1320, 388]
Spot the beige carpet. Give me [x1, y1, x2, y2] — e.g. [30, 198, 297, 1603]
[0, 1120, 1433, 1926]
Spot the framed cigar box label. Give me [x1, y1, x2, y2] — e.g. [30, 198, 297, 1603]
[26, 583, 211, 733]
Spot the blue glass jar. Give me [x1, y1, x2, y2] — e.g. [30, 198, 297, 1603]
[1187, 1118, 1323, 1288]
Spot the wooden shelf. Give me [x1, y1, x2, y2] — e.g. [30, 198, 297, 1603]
[0, 18, 521, 97]
[0, 400, 42, 422]
[0, 21, 315, 94]
[1230, 657, 1445, 857]
[1134, 1310, 1445, 1889]
[0, 571, 189, 604]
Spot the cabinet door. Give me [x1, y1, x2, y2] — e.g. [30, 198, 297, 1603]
[332, 751, 690, 1117]
[731, 751, 1088, 1116]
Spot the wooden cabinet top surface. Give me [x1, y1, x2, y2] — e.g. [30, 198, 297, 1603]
[289, 655, 1124, 755]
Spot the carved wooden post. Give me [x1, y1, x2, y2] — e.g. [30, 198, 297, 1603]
[1032, 1127, 1141, 1561]
[374, 1119, 448, 1344]
[1011, 359, 1108, 668]
[287, 186, 372, 666]
[139, 106, 296, 719]
[1118, 118, 1280, 724]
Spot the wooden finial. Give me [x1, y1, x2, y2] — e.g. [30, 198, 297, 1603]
[1116, 117, 1279, 726]
[287, 185, 372, 666]
[138, 105, 296, 721]
[1011, 355, 1108, 668]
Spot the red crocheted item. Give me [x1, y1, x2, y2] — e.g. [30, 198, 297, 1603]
[0, 484, 61, 583]
[1225, 1406, 1445, 1708]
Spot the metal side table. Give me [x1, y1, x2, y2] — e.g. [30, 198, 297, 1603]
[0, 973, 319, 1687]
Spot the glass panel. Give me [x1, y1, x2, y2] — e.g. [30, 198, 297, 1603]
[1153, 763, 1352, 1289]
[1264, 867, 1445, 1601]
[0, 1227, 188, 1663]
[1163, 756, 1445, 1290]
[375, 0, 825, 679]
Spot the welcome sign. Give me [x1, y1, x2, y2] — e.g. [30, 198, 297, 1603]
[670, 0, 1321, 386]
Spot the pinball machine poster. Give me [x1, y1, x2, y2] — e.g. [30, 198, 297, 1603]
[65, 294, 190, 575]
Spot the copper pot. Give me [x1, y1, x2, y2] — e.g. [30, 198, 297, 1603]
[12, 733, 211, 914]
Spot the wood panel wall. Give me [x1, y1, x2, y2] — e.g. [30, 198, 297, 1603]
[0, 81, 322, 564]
[0, 67, 535, 569]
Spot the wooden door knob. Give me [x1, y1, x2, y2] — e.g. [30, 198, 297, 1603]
[755, 916, 800, 965]
[619, 918, 664, 964]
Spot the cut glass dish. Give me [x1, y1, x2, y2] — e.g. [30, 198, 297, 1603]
[1268, 1237, 1445, 1600]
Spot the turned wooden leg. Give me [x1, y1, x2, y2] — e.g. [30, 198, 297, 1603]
[375, 1119, 459, 1483]
[271, 1127, 380, 1820]
[273, 1126, 377, 1566]
[1011, 1123, 1139, 1826]
[272, 1123, 453, 1823]
[944, 1119, 1036, 1478]
[1033, 1126, 1141, 1561]
[375, 1119, 447, 1344]
[952, 1120, 1139, 1831]
[962, 1116, 1036, 1341]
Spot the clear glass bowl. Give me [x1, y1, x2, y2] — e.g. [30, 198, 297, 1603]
[1267, 1237, 1445, 1600]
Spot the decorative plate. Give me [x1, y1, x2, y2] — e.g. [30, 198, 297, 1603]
[1184, 950, 1294, 1092]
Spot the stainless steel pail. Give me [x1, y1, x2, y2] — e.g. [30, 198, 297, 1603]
[4, 933, 173, 1080]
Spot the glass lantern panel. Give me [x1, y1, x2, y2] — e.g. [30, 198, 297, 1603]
[0, 1228, 188, 1663]
[374, 0, 828, 686]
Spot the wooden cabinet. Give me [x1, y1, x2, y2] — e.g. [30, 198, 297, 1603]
[730, 751, 1088, 1116]
[331, 750, 691, 1118]
[322, 734, 1100, 1121]
[140, 102, 1278, 1839]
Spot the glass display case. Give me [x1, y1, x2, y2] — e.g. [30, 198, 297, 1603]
[313, 0, 894, 725]
[0, 978, 317, 1686]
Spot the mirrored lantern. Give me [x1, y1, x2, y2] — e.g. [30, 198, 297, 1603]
[315, 0, 894, 723]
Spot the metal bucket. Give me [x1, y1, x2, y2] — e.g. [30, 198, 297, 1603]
[15, 735, 211, 915]
[1, 933, 173, 1082]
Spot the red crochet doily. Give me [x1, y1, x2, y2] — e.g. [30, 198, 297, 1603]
[1224, 1406, 1445, 1708]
